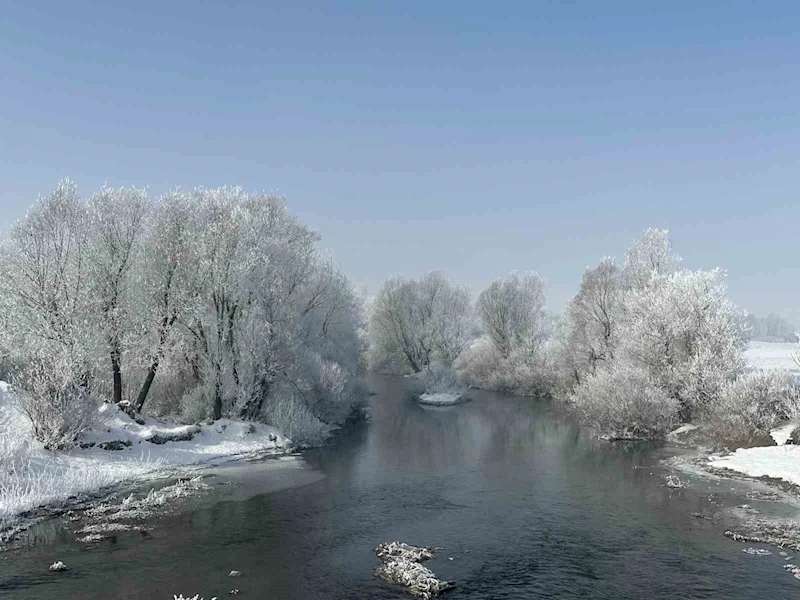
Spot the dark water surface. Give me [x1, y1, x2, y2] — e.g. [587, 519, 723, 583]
[2, 374, 799, 599]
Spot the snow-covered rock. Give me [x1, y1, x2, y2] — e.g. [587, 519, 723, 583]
[373, 542, 455, 599]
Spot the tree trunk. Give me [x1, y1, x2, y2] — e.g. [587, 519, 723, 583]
[134, 358, 159, 413]
[213, 374, 223, 420]
[404, 349, 421, 373]
[133, 314, 176, 413]
[110, 343, 123, 404]
[240, 376, 270, 420]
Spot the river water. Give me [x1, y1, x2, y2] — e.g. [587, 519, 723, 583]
[2, 374, 798, 599]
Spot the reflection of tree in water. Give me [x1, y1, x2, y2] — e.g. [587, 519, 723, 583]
[364, 375, 589, 478]
[365, 375, 709, 530]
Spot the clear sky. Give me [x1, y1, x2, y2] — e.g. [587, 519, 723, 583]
[1, 2, 798, 321]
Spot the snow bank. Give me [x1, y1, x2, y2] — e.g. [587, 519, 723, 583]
[418, 393, 464, 406]
[0, 381, 290, 536]
[745, 342, 799, 373]
[709, 445, 800, 486]
[81, 402, 289, 463]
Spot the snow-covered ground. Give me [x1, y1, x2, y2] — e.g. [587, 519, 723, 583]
[745, 341, 799, 373]
[418, 392, 464, 406]
[710, 445, 800, 487]
[0, 381, 290, 536]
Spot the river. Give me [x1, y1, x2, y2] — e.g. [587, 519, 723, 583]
[1, 374, 797, 599]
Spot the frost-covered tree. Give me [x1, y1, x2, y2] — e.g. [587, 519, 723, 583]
[132, 191, 199, 412]
[476, 271, 548, 359]
[565, 229, 749, 438]
[456, 271, 553, 396]
[0, 181, 98, 444]
[617, 268, 747, 421]
[1, 182, 365, 443]
[166, 188, 366, 431]
[621, 227, 681, 291]
[0, 180, 92, 369]
[86, 187, 149, 405]
[556, 229, 680, 394]
[559, 258, 621, 385]
[179, 188, 316, 419]
[368, 272, 472, 373]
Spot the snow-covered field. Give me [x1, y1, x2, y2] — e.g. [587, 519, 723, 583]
[745, 341, 799, 373]
[418, 392, 464, 406]
[0, 382, 290, 536]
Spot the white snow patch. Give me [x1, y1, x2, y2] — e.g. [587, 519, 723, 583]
[709, 445, 800, 486]
[770, 422, 798, 446]
[0, 381, 290, 535]
[745, 342, 800, 373]
[418, 393, 464, 406]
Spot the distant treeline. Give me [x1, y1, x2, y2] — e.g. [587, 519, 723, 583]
[745, 313, 798, 343]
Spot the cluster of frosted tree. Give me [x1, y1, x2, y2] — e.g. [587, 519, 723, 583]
[557, 229, 797, 443]
[367, 229, 797, 445]
[455, 272, 553, 395]
[367, 272, 472, 373]
[0, 181, 364, 448]
[367, 270, 553, 395]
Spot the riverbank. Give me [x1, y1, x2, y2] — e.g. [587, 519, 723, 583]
[0, 381, 292, 542]
[667, 419, 800, 562]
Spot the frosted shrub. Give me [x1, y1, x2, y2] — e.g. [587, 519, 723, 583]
[571, 363, 679, 439]
[264, 393, 327, 447]
[309, 357, 363, 423]
[13, 358, 99, 450]
[455, 337, 501, 388]
[455, 337, 551, 396]
[702, 369, 799, 448]
[179, 384, 212, 424]
[420, 362, 464, 395]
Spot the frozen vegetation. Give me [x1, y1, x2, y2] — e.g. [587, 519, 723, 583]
[0, 181, 367, 535]
[367, 228, 800, 459]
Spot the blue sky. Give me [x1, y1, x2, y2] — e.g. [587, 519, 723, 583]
[1, 2, 798, 320]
